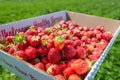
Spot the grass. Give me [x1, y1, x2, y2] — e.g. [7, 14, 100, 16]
[0, 0, 120, 80]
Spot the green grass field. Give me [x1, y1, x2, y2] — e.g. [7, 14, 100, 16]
[0, 0, 120, 80]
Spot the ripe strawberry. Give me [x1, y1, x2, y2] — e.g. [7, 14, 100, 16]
[63, 45, 76, 58]
[71, 59, 89, 75]
[8, 46, 18, 55]
[41, 56, 49, 65]
[25, 46, 37, 60]
[45, 63, 52, 70]
[96, 25, 104, 32]
[63, 67, 75, 79]
[29, 58, 40, 65]
[67, 58, 76, 67]
[64, 39, 75, 46]
[13, 33, 27, 50]
[54, 36, 65, 50]
[68, 74, 82, 80]
[87, 54, 98, 63]
[6, 36, 14, 43]
[45, 27, 52, 34]
[25, 26, 38, 35]
[74, 40, 81, 47]
[29, 35, 41, 47]
[57, 62, 67, 71]
[48, 48, 62, 63]
[14, 50, 28, 61]
[47, 64, 61, 75]
[37, 45, 48, 57]
[102, 31, 112, 41]
[47, 39, 54, 49]
[76, 46, 87, 59]
[34, 62, 45, 71]
[54, 74, 65, 80]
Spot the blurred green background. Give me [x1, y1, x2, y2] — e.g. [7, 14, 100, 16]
[0, 0, 120, 80]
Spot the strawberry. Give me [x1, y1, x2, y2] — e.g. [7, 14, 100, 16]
[45, 63, 52, 70]
[54, 36, 65, 50]
[29, 35, 41, 47]
[29, 58, 40, 65]
[25, 46, 37, 60]
[48, 48, 62, 63]
[41, 56, 49, 65]
[13, 33, 27, 50]
[87, 54, 98, 63]
[76, 46, 86, 59]
[37, 45, 48, 57]
[57, 62, 67, 71]
[64, 40, 75, 46]
[68, 74, 82, 80]
[71, 59, 89, 75]
[47, 39, 54, 49]
[6, 36, 14, 43]
[25, 26, 38, 35]
[8, 46, 18, 55]
[47, 64, 61, 76]
[14, 50, 28, 61]
[67, 58, 76, 67]
[44, 27, 52, 34]
[102, 31, 112, 41]
[63, 45, 76, 58]
[63, 67, 75, 79]
[54, 74, 65, 80]
[74, 40, 81, 47]
[34, 62, 45, 71]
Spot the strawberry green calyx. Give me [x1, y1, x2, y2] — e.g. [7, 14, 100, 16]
[31, 36, 40, 41]
[46, 27, 52, 33]
[42, 40, 48, 46]
[54, 36, 65, 43]
[29, 26, 37, 31]
[54, 22, 61, 29]
[13, 33, 26, 44]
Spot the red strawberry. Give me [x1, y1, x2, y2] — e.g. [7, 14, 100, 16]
[76, 46, 87, 59]
[87, 54, 98, 63]
[13, 33, 27, 50]
[25, 26, 38, 35]
[102, 31, 112, 41]
[67, 58, 76, 67]
[45, 63, 52, 70]
[54, 74, 65, 80]
[63, 45, 76, 58]
[54, 36, 65, 50]
[68, 74, 82, 80]
[30, 35, 41, 47]
[64, 40, 75, 46]
[48, 48, 62, 63]
[41, 56, 49, 65]
[47, 64, 61, 75]
[6, 36, 14, 43]
[74, 40, 81, 47]
[57, 62, 67, 71]
[71, 59, 89, 75]
[63, 67, 75, 79]
[34, 62, 45, 71]
[8, 46, 18, 55]
[29, 58, 40, 65]
[25, 46, 37, 60]
[37, 45, 48, 57]
[47, 39, 54, 49]
[14, 50, 28, 61]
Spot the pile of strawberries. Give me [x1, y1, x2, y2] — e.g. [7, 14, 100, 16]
[1, 20, 112, 80]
